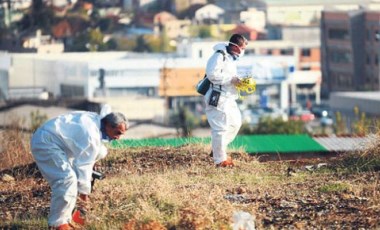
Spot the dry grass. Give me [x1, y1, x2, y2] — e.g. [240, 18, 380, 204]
[0, 117, 34, 172]
[1, 132, 380, 229]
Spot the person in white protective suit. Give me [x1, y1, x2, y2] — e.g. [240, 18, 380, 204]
[30, 107, 128, 230]
[204, 34, 248, 167]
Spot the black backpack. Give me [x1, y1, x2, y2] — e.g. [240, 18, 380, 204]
[196, 50, 226, 95]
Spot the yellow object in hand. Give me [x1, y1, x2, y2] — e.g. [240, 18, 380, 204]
[235, 76, 256, 99]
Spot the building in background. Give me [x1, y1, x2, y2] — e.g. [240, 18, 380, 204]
[0, 52, 10, 102]
[364, 10, 380, 91]
[321, 9, 380, 93]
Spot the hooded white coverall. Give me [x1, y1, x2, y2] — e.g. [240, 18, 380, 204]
[30, 111, 108, 227]
[204, 43, 242, 164]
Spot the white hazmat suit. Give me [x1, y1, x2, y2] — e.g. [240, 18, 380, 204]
[30, 111, 108, 227]
[204, 43, 242, 164]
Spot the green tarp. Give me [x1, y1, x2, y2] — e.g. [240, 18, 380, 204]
[111, 134, 327, 154]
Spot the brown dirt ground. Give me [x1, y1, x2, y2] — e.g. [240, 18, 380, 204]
[1, 147, 379, 229]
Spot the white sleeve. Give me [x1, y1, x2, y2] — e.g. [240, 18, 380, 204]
[71, 117, 102, 195]
[205, 53, 232, 85]
[72, 136, 100, 195]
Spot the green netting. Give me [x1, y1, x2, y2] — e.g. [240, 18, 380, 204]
[230, 134, 327, 153]
[111, 136, 210, 148]
[111, 134, 327, 154]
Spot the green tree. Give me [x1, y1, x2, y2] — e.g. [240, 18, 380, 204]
[17, 0, 55, 33]
[170, 106, 199, 137]
[69, 28, 106, 52]
[239, 117, 306, 135]
[198, 25, 211, 38]
[133, 35, 152, 52]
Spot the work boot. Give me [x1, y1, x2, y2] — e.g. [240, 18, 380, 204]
[216, 156, 234, 167]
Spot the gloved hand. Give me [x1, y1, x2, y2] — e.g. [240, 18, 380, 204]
[231, 76, 241, 86]
[79, 194, 89, 202]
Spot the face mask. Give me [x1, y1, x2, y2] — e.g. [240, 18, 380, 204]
[229, 42, 245, 60]
[239, 49, 245, 58]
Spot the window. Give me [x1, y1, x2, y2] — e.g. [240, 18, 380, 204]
[367, 54, 371, 65]
[376, 30, 380, 42]
[280, 49, 293, 55]
[330, 49, 352, 64]
[367, 29, 371, 41]
[336, 74, 352, 87]
[246, 49, 255, 55]
[328, 28, 349, 40]
[301, 48, 311, 57]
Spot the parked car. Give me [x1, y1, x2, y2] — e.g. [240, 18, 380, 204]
[242, 106, 286, 125]
[311, 104, 334, 126]
[289, 109, 315, 122]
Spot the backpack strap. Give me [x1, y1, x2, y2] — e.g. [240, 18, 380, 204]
[216, 50, 226, 61]
[211, 50, 225, 90]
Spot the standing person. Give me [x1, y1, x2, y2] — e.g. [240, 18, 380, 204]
[204, 34, 248, 167]
[30, 110, 128, 230]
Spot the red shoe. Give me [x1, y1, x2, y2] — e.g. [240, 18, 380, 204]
[72, 209, 86, 225]
[216, 157, 234, 167]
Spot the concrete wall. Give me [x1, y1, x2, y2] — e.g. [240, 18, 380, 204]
[330, 92, 380, 116]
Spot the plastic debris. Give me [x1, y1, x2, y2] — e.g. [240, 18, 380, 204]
[232, 211, 256, 230]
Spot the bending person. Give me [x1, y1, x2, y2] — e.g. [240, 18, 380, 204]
[30, 110, 128, 229]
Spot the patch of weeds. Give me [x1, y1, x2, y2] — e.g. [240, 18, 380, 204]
[318, 182, 350, 193]
[0, 218, 47, 229]
[334, 136, 380, 173]
[147, 195, 177, 217]
[30, 110, 48, 132]
[337, 151, 380, 173]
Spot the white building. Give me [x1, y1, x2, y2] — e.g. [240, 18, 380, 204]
[330, 92, 380, 117]
[4, 39, 321, 112]
[240, 8, 266, 32]
[0, 52, 10, 101]
[22, 30, 64, 54]
[194, 4, 224, 24]
[266, 2, 364, 26]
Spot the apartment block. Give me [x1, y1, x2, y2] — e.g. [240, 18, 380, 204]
[364, 11, 380, 91]
[321, 9, 380, 93]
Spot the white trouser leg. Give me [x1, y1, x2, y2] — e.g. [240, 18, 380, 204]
[225, 101, 242, 145]
[206, 107, 227, 164]
[31, 130, 78, 227]
[206, 99, 242, 164]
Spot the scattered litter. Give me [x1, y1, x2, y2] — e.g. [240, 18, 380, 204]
[1, 174, 15, 182]
[232, 211, 256, 230]
[287, 167, 297, 177]
[305, 163, 328, 171]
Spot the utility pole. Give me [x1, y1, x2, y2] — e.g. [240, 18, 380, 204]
[98, 68, 106, 97]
